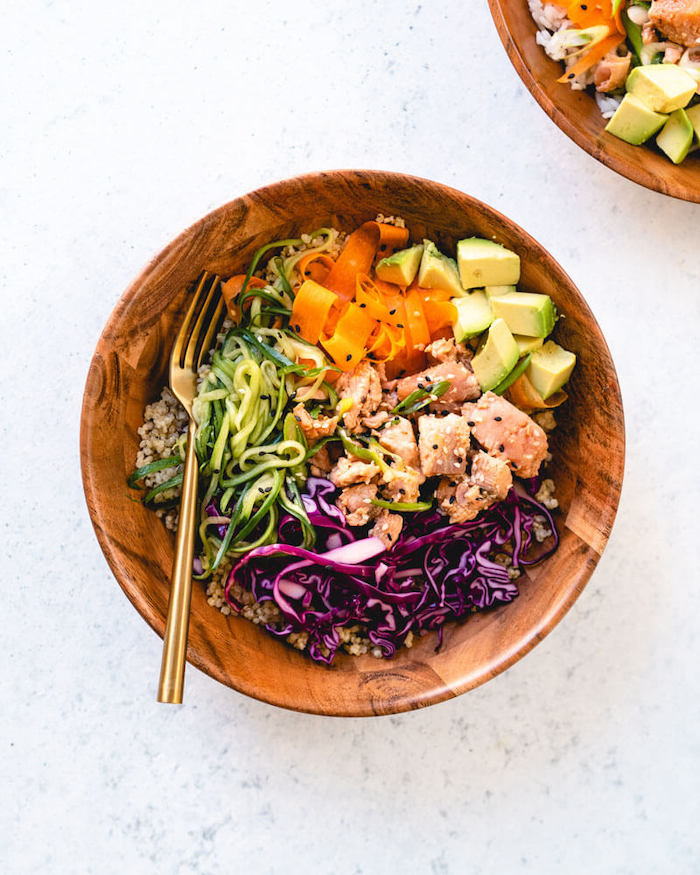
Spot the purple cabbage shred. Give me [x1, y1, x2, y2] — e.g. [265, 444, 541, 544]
[224, 476, 559, 665]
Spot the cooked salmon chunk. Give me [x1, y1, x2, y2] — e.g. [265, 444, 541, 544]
[381, 465, 424, 503]
[395, 361, 481, 405]
[376, 416, 420, 468]
[425, 337, 473, 364]
[469, 451, 513, 501]
[436, 478, 485, 524]
[293, 404, 338, 444]
[336, 361, 382, 433]
[329, 455, 380, 488]
[649, 0, 700, 47]
[336, 483, 379, 526]
[370, 510, 403, 549]
[463, 392, 548, 479]
[418, 413, 471, 477]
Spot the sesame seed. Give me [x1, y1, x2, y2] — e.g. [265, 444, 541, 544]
[495, 416, 502, 421]
[449, 496, 455, 504]
[346, 354, 352, 361]
[467, 420, 475, 427]
[389, 308, 397, 315]
[499, 444, 505, 452]
[432, 444, 438, 450]
[359, 302, 367, 308]
[456, 456, 463, 464]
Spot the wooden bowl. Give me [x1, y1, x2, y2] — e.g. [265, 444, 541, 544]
[80, 170, 624, 716]
[488, 0, 700, 203]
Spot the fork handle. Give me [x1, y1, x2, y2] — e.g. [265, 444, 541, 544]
[157, 418, 199, 704]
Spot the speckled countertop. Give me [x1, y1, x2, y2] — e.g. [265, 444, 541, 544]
[2, 1, 699, 873]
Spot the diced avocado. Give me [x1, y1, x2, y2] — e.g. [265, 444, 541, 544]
[684, 104, 700, 143]
[490, 292, 556, 338]
[471, 318, 519, 392]
[514, 334, 544, 356]
[417, 240, 464, 296]
[527, 341, 576, 400]
[456, 238, 520, 290]
[452, 290, 493, 342]
[605, 94, 668, 145]
[657, 108, 695, 164]
[626, 64, 697, 113]
[375, 244, 424, 286]
[484, 284, 516, 299]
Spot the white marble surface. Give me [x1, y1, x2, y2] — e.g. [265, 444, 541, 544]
[2, 1, 699, 872]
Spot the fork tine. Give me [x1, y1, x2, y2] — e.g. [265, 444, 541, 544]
[182, 276, 222, 372]
[170, 271, 211, 370]
[195, 292, 227, 370]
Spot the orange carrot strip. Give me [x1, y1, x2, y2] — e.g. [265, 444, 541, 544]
[423, 299, 457, 335]
[221, 274, 266, 319]
[557, 33, 622, 82]
[320, 303, 376, 371]
[506, 372, 568, 412]
[290, 279, 338, 344]
[298, 252, 336, 285]
[323, 222, 409, 303]
[405, 289, 431, 351]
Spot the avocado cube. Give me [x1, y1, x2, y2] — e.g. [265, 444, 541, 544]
[526, 341, 576, 400]
[417, 240, 464, 296]
[657, 109, 694, 164]
[471, 318, 519, 392]
[484, 284, 517, 299]
[456, 238, 520, 290]
[605, 94, 668, 145]
[626, 64, 697, 113]
[452, 290, 493, 342]
[513, 334, 543, 356]
[685, 104, 700, 143]
[375, 244, 424, 286]
[490, 292, 556, 338]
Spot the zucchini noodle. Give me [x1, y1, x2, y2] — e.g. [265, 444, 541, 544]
[186, 230, 344, 577]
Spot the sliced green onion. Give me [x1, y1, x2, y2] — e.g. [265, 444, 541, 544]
[392, 379, 451, 416]
[128, 456, 183, 487]
[370, 498, 433, 512]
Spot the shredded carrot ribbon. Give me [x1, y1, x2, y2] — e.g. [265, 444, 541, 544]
[290, 279, 339, 344]
[506, 372, 568, 412]
[221, 274, 267, 320]
[557, 32, 623, 82]
[323, 222, 409, 303]
[297, 252, 335, 285]
[320, 303, 377, 371]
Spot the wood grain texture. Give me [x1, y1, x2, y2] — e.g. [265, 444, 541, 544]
[80, 170, 625, 716]
[488, 0, 700, 203]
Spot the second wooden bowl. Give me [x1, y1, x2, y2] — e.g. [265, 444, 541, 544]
[80, 170, 625, 716]
[488, 0, 700, 203]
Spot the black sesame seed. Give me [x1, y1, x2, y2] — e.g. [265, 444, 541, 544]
[467, 420, 475, 427]
[512, 462, 518, 469]
[396, 323, 404, 329]
[432, 443, 438, 450]
[494, 416, 502, 421]
[389, 308, 397, 315]
[449, 481, 457, 487]
[449, 496, 455, 504]
[294, 323, 301, 333]
[346, 354, 352, 361]
[568, 73, 575, 79]
[361, 395, 367, 403]
[399, 488, 406, 495]
[294, 414, 301, 422]
[359, 302, 367, 308]
[441, 410, 449, 417]
[380, 243, 387, 250]
[499, 443, 505, 452]
[456, 456, 463, 464]
[580, 3, 587, 8]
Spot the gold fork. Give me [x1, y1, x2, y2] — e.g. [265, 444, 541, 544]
[157, 272, 226, 704]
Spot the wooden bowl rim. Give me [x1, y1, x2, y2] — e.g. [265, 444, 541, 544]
[80, 169, 625, 716]
[487, 0, 700, 204]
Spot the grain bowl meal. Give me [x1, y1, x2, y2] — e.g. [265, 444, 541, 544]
[530, 0, 700, 163]
[130, 216, 577, 665]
